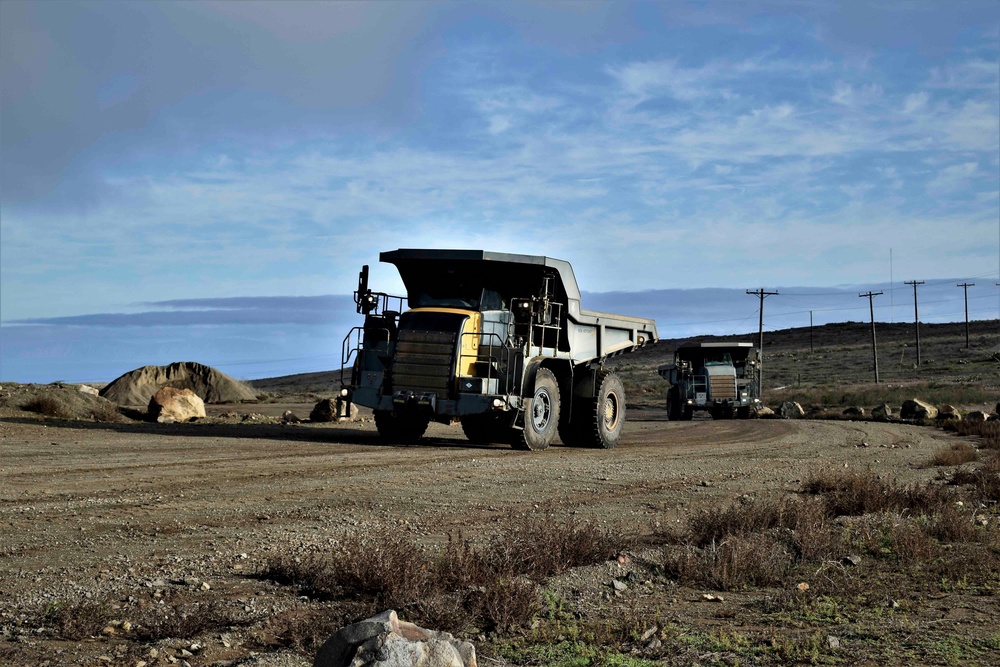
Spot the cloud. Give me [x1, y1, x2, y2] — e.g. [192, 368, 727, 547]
[9, 296, 357, 327]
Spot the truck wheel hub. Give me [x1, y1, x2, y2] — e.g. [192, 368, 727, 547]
[603, 392, 620, 430]
[532, 392, 551, 429]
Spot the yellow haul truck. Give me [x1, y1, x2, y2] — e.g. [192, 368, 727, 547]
[341, 249, 658, 450]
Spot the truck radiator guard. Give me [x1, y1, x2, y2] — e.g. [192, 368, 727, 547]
[393, 329, 457, 394]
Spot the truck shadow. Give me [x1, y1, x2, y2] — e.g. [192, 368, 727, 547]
[2, 417, 513, 451]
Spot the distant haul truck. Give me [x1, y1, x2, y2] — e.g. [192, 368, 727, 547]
[341, 249, 658, 450]
[658, 342, 760, 420]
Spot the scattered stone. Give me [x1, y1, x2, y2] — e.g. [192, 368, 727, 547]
[200, 581, 211, 591]
[611, 579, 627, 592]
[796, 582, 810, 591]
[755, 405, 775, 417]
[148, 387, 206, 423]
[77, 384, 100, 396]
[640, 626, 658, 642]
[843, 406, 865, 418]
[827, 635, 840, 649]
[779, 401, 805, 419]
[966, 410, 989, 423]
[313, 609, 477, 667]
[701, 593, 724, 602]
[900, 399, 938, 420]
[872, 403, 894, 420]
[842, 554, 862, 567]
[308, 396, 361, 423]
[936, 405, 962, 421]
[282, 410, 302, 423]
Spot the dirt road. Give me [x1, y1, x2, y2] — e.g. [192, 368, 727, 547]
[0, 412, 963, 665]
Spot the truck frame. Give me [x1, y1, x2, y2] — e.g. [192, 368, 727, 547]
[658, 342, 760, 420]
[341, 249, 658, 450]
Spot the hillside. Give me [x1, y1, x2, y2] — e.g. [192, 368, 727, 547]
[252, 319, 1000, 409]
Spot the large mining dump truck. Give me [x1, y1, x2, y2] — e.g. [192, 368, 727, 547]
[341, 249, 658, 450]
[658, 342, 760, 420]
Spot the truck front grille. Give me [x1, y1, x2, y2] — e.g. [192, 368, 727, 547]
[393, 330, 457, 394]
[709, 375, 736, 401]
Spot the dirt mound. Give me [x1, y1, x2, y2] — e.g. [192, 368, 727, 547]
[0, 383, 124, 421]
[100, 361, 258, 406]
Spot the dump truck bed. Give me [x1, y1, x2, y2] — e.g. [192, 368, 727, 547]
[382, 248, 657, 362]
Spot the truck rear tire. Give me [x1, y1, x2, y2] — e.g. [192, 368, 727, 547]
[514, 368, 559, 451]
[374, 410, 429, 444]
[567, 371, 625, 449]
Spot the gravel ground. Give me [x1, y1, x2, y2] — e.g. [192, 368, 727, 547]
[0, 407, 972, 666]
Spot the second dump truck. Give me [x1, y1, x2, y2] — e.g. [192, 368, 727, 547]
[341, 249, 658, 450]
[658, 342, 761, 420]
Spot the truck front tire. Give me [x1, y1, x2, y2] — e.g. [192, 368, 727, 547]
[374, 410, 429, 444]
[515, 368, 560, 451]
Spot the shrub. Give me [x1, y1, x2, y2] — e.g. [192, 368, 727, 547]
[803, 469, 952, 517]
[928, 442, 979, 467]
[663, 533, 794, 590]
[21, 396, 73, 419]
[942, 419, 1000, 450]
[40, 597, 114, 640]
[261, 518, 625, 633]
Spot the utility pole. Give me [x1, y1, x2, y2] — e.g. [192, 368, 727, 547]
[859, 291, 883, 383]
[809, 310, 814, 353]
[746, 289, 779, 397]
[904, 280, 924, 366]
[958, 282, 975, 348]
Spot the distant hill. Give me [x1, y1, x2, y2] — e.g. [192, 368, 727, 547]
[252, 319, 999, 397]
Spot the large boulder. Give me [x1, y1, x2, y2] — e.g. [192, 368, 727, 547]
[314, 609, 476, 667]
[779, 401, 805, 419]
[148, 387, 206, 423]
[101, 361, 257, 406]
[872, 403, 894, 420]
[900, 399, 939, 420]
[966, 410, 989, 424]
[310, 397, 360, 423]
[937, 405, 962, 421]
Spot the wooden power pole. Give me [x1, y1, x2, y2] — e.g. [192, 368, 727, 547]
[957, 283, 974, 348]
[746, 288, 779, 397]
[859, 291, 883, 383]
[904, 280, 924, 366]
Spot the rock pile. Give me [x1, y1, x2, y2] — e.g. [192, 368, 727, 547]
[100, 361, 258, 406]
[314, 609, 476, 667]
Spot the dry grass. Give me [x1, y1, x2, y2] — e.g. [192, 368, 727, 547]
[660, 467, 999, 592]
[942, 419, 1000, 450]
[21, 396, 74, 419]
[260, 517, 623, 633]
[928, 441, 979, 467]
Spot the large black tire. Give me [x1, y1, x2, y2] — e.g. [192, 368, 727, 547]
[374, 410, 429, 444]
[462, 413, 512, 444]
[666, 387, 682, 421]
[736, 406, 751, 420]
[572, 371, 625, 449]
[514, 368, 560, 451]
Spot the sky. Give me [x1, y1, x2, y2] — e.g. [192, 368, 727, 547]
[1, 1, 998, 383]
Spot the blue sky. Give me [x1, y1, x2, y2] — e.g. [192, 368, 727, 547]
[1, 1, 998, 383]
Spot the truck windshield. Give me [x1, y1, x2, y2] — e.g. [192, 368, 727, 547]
[412, 287, 504, 311]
